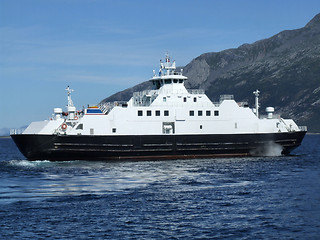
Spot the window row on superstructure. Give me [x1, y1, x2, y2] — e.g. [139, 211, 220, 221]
[152, 79, 184, 85]
[138, 110, 169, 117]
[137, 110, 220, 117]
[189, 110, 219, 117]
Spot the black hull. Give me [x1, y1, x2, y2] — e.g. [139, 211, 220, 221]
[11, 132, 306, 161]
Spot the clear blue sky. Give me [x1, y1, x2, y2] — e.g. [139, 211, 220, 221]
[1, 0, 319, 130]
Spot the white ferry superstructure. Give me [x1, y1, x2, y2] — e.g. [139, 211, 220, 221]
[11, 54, 307, 160]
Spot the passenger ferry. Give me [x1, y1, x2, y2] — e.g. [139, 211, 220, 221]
[11, 54, 307, 160]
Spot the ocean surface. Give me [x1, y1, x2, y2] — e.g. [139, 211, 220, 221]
[0, 135, 319, 239]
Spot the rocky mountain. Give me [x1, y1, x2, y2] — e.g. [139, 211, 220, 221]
[101, 13, 320, 132]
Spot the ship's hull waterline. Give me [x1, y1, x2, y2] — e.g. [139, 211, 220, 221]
[11, 131, 306, 161]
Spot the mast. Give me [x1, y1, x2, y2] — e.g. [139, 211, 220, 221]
[66, 86, 74, 108]
[66, 86, 76, 120]
[253, 90, 260, 118]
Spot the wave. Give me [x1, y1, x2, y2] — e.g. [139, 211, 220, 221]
[8, 159, 51, 168]
[250, 141, 283, 157]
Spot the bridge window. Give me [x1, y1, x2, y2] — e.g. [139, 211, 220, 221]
[179, 79, 183, 83]
[165, 79, 171, 84]
[173, 79, 178, 83]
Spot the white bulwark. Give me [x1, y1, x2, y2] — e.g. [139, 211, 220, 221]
[11, 54, 307, 160]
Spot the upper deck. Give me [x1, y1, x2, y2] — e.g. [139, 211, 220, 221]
[98, 53, 206, 111]
[150, 53, 187, 89]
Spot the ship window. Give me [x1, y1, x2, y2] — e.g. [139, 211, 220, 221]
[193, 97, 197, 102]
[214, 110, 219, 116]
[206, 110, 211, 116]
[183, 97, 187, 102]
[198, 110, 203, 116]
[90, 128, 94, 135]
[156, 110, 160, 116]
[179, 79, 183, 83]
[153, 80, 161, 89]
[173, 79, 178, 83]
[147, 110, 152, 116]
[189, 110, 194, 116]
[112, 128, 116, 133]
[200, 125, 202, 129]
[76, 123, 83, 130]
[164, 110, 169, 116]
[163, 97, 166, 102]
[138, 110, 143, 116]
[165, 79, 171, 84]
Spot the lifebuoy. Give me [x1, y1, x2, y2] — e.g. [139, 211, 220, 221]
[61, 123, 67, 130]
[74, 116, 78, 120]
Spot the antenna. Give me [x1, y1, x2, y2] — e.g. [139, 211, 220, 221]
[165, 51, 169, 62]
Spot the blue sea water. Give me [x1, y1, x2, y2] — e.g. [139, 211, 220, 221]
[0, 135, 319, 239]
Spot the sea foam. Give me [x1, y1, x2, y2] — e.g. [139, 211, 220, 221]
[250, 141, 283, 157]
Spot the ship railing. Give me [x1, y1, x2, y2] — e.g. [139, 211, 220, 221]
[237, 102, 249, 107]
[259, 114, 281, 119]
[298, 126, 307, 131]
[220, 95, 234, 102]
[173, 72, 183, 75]
[133, 90, 158, 106]
[158, 70, 184, 77]
[187, 89, 205, 94]
[159, 89, 188, 95]
[133, 90, 158, 97]
[98, 101, 128, 114]
[10, 128, 25, 135]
